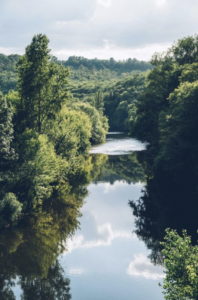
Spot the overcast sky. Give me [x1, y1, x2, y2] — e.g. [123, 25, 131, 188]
[0, 0, 198, 61]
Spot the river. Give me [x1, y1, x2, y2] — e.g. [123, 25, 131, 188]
[0, 132, 165, 299]
[60, 133, 164, 300]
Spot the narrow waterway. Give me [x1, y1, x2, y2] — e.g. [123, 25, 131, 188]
[60, 133, 164, 299]
[0, 132, 165, 299]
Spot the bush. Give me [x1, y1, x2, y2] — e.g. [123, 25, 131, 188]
[0, 193, 22, 226]
[160, 229, 198, 300]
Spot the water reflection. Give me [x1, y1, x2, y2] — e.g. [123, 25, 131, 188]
[0, 135, 165, 299]
[0, 184, 83, 299]
[61, 180, 164, 300]
[89, 133, 146, 155]
[130, 148, 198, 264]
[0, 153, 110, 299]
[61, 147, 164, 299]
[92, 153, 145, 184]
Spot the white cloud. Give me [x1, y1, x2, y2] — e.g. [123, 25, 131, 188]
[156, 0, 166, 7]
[97, 0, 114, 7]
[0, 0, 198, 60]
[127, 254, 165, 280]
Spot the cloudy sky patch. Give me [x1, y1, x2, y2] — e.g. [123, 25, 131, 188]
[1, 0, 198, 60]
[127, 254, 165, 280]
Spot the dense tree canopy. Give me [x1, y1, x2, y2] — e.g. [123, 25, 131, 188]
[2, 33, 198, 299]
[129, 35, 198, 297]
[0, 34, 109, 227]
[0, 52, 151, 95]
[133, 35, 198, 172]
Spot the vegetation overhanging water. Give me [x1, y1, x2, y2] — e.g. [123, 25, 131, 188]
[1, 33, 198, 299]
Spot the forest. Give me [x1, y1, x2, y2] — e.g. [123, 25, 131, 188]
[1, 33, 198, 299]
[0, 34, 153, 228]
[0, 34, 109, 228]
[130, 35, 198, 299]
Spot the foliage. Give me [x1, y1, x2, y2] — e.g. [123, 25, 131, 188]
[0, 193, 22, 227]
[130, 36, 198, 274]
[133, 35, 198, 174]
[15, 132, 69, 208]
[0, 54, 19, 94]
[68, 73, 146, 132]
[0, 34, 111, 227]
[94, 89, 104, 113]
[16, 34, 69, 134]
[0, 93, 17, 170]
[0, 52, 152, 95]
[73, 102, 109, 144]
[0, 181, 86, 299]
[160, 229, 198, 300]
[0, 41, 150, 134]
[48, 106, 92, 158]
[104, 73, 146, 131]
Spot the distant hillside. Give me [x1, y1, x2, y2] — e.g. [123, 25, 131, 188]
[0, 54, 152, 94]
[69, 72, 146, 132]
[53, 56, 152, 72]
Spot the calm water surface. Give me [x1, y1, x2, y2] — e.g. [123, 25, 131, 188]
[90, 132, 146, 155]
[0, 133, 165, 299]
[60, 133, 164, 300]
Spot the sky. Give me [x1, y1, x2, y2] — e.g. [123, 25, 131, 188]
[1, 0, 198, 61]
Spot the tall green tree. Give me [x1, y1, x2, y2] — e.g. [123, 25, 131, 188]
[16, 34, 69, 134]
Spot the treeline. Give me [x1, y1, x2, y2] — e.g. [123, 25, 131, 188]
[53, 55, 152, 72]
[0, 34, 108, 228]
[0, 53, 151, 94]
[0, 51, 151, 133]
[130, 35, 198, 299]
[69, 73, 146, 132]
[133, 35, 198, 174]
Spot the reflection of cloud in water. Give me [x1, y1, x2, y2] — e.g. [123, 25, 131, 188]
[127, 254, 165, 280]
[60, 178, 164, 299]
[66, 223, 137, 254]
[69, 268, 85, 276]
[103, 181, 145, 194]
[63, 181, 144, 254]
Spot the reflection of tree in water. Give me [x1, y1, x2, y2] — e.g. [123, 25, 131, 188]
[0, 184, 84, 299]
[20, 261, 71, 300]
[92, 153, 145, 184]
[130, 150, 198, 265]
[0, 153, 109, 299]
